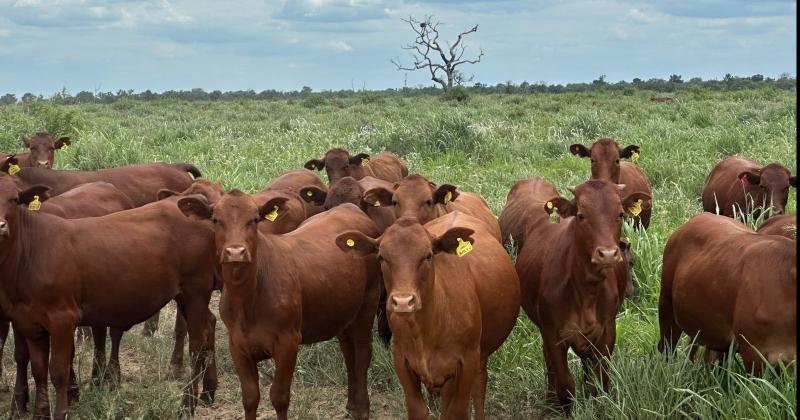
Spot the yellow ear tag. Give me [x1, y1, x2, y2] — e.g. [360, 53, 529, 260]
[456, 237, 473, 257]
[361, 158, 369, 167]
[373, 200, 381, 207]
[629, 199, 643, 217]
[346, 239, 355, 248]
[28, 195, 41, 211]
[60, 143, 69, 151]
[264, 206, 279, 222]
[8, 163, 20, 176]
[444, 191, 452, 204]
[631, 151, 639, 162]
[546, 201, 554, 210]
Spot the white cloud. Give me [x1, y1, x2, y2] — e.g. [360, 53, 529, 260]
[329, 40, 354, 52]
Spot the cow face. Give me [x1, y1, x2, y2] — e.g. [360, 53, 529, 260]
[0, 175, 50, 238]
[179, 190, 288, 264]
[364, 174, 458, 223]
[304, 148, 369, 184]
[545, 180, 651, 268]
[22, 133, 70, 168]
[570, 138, 640, 182]
[337, 217, 474, 314]
[739, 163, 796, 216]
[322, 177, 365, 210]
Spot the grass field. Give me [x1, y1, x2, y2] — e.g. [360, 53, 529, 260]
[0, 88, 796, 419]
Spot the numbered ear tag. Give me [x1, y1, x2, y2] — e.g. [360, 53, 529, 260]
[60, 143, 69, 151]
[456, 237, 473, 257]
[444, 191, 452, 204]
[346, 239, 355, 248]
[264, 206, 279, 222]
[306, 190, 314, 197]
[629, 199, 643, 217]
[28, 195, 42, 211]
[373, 200, 381, 207]
[546, 201, 554, 210]
[631, 151, 640, 162]
[8, 163, 20, 175]
[361, 158, 369, 166]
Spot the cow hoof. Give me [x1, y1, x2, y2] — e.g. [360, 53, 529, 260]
[170, 366, 186, 380]
[200, 389, 215, 405]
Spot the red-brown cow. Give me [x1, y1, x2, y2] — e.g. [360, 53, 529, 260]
[337, 212, 520, 419]
[301, 176, 397, 233]
[756, 213, 796, 240]
[516, 180, 650, 411]
[364, 174, 503, 243]
[0, 177, 218, 419]
[263, 169, 327, 217]
[178, 193, 380, 420]
[702, 156, 796, 219]
[3, 155, 202, 207]
[658, 213, 796, 375]
[498, 177, 559, 251]
[570, 138, 653, 228]
[304, 148, 408, 184]
[1, 133, 71, 168]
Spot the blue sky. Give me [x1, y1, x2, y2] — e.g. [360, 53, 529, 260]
[0, 0, 796, 95]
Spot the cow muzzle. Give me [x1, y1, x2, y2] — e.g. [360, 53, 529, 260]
[592, 246, 622, 266]
[36, 160, 51, 168]
[389, 292, 420, 313]
[222, 245, 250, 263]
[0, 221, 8, 237]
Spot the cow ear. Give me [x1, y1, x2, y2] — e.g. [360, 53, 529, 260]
[433, 184, 459, 205]
[622, 192, 652, 218]
[299, 186, 327, 205]
[363, 187, 393, 207]
[790, 176, 796, 188]
[55, 137, 71, 150]
[569, 144, 590, 157]
[1, 155, 19, 174]
[304, 159, 324, 171]
[434, 227, 475, 255]
[349, 153, 370, 166]
[157, 189, 180, 201]
[620, 145, 640, 159]
[177, 196, 212, 220]
[545, 197, 575, 218]
[18, 185, 51, 206]
[258, 196, 290, 223]
[336, 231, 377, 255]
[738, 171, 760, 185]
[21, 136, 31, 148]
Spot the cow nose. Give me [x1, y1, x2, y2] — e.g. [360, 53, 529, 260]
[389, 293, 419, 313]
[592, 246, 622, 266]
[223, 246, 249, 263]
[37, 160, 50, 167]
[773, 207, 784, 215]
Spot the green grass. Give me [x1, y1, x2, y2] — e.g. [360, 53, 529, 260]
[0, 88, 796, 419]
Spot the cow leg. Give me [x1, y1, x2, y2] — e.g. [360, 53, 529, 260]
[376, 285, 392, 347]
[469, 358, 489, 420]
[542, 335, 575, 410]
[109, 328, 124, 385]
[270, 334, 300, 420]
[0, 319, 7, 392]
[737, 339, 765, 376]
[177, 295, 217, 415]
[393, 348, 427, 420]
[90, 326, 108, 386]
[11, 327, 30, 415]
[200, 314, 217, 403]
[337, 332, 371, 420]
[50, 324, 78, 420]
[142, 312, 159, 337]
[170, 311, 188, 380]
[657, 294, 682, 355]
[26, 335, 51, 419]
[440, 351, 478, 420]
[230, 347, 260, 420]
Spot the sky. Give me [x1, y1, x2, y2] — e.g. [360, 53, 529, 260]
[0, 0, 796, 95]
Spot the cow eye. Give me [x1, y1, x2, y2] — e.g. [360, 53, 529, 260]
[425, 252, 433, 261]
[576, 213, 585, 221]
[425, 199, 433, 206]
[211, 218, 219, 225]
[615, 159, 620, 164]
[391, 201, 398, 207]
[590, 159, 595, 164]
[618, 212, 624, 219]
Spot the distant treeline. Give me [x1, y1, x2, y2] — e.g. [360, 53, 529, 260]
[1, 73, 795, 105]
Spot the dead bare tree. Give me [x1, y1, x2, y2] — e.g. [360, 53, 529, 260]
[391, 15, 484, 94]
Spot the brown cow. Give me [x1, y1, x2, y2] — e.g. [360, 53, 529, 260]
[0, 177, 218, 419]
[301, 176, 397, 233]
[570, 138, 653, 228]
[2, 155, 202, 207]
[364, 174, 503, 243]
[178, 193, 380, 420]
[702, 156, 796, 219]
[756, 213, 797, 240]
[263, 169, 327, 217]
[304, 148, 408, 184]
[516, 180, 651, 410]
[1, 132, 71, 168]
[658, 213, 796, 375]
[336, 212, 520, 419]
[40, 181, 134, 218]
[498, 177, 559, 251]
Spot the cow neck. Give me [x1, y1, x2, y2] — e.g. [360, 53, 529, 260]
[391, 268, 443, 377]
[0, 207, 48, 309]
[220, 233, 286, 321]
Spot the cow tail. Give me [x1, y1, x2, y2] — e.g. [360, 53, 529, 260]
[181, 164, 203, 180]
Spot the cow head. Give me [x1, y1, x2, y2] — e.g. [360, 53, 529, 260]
[738, 163, 796, 216]
[312, 176, 366, 210]
[569, 138, 640, 182]
[0, 175, 50, 238]
[21, 133, 71, 168]
[545, 180, 651, 268]
[304, 148, 370, 184]
[363, 174, 458, 223]
[157, 179, 224, 204]
[178, 190, 288, 264]
[336, 217, 475, 314]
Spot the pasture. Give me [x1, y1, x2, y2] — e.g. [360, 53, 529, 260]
[0, 87, 796, 419]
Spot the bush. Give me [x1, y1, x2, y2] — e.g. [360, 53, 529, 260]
[443, 86, 469, 102]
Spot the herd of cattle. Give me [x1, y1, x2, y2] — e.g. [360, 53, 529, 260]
[0, 132, 795, 419]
